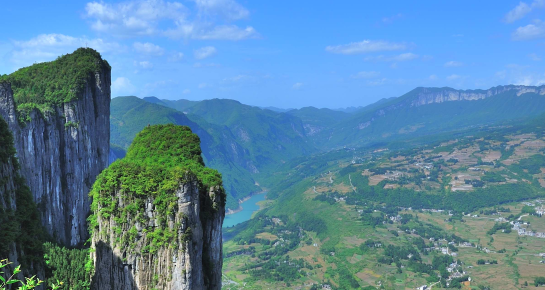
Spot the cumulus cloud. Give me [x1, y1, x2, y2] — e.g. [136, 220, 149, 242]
[112, 77, 136, 96]
[194, 46, 217, 59]
[198, 83, 208, 88]
[444, 61, 463, 67]
[85, 0, 187, 37]
[429, 74, 438, 80]
[504, 0, 545, 23]
[351, 71, 380, 79]
[84, 0, 259, 41]
[292, 82, 303, 90]
[9, 33, 122, 68]
[325, 40, 408, 55]
[512, 20, 545, 40]
[182, 89, 191, 94]
[133, 42, 164, 55]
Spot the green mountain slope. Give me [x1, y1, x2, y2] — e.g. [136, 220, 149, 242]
[287, 107, 350, 136]
[318, 85, 545, 149]
[144, 97, 316, 175]
[110, 96, 259, 210]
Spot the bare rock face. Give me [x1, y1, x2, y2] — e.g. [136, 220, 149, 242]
[0, 67, 110, 247]
[91, 182, 224, 290]
[0, 116, 46, 289]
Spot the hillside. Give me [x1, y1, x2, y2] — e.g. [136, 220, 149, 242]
[287, 107, 351, 136]
[110, 96, 259, 210]
[223, 116, 545, 289]
[316, 85, 545, 149]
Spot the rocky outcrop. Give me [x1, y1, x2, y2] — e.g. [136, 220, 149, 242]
[89, 124, 225, 290]
[409, 85, 545, 107]
[0, 65, 110, 247]
[91, 182, 224, 290]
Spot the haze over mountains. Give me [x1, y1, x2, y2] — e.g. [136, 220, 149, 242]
[111, 84, 545, 210]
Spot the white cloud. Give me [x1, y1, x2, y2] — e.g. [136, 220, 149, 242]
[325, 40, 408, 55]
[9, 33, 122, 68]
[429, 74, 438, 80]
[504, 0, 545, 23]
[222, 74, 254, 83]
[85, 0, 187, 37]
[112, 77, 136, 96]
[84, 0, 259, 41]
[168, 52, 185, 62]
[164, 24, 258, 40]
[198, 83, 208, 88]
[446, 74, 461, 80]
[193, 0, 249, 20]
[528, 53, 542, 61]
[444, 60, 463, 67]
[135, 60, 153, 69]
[505, 2, 532, 23]
[512, 20, 545, 40]
[292, 82, 303, 90]
[133, 42, 164, 55]
[351, 71, 380, 79]
[194, 46, 217, 59]
[364, 53, 418, 62]
[513, 74, 545, 85]
[182, 89, 191, 94]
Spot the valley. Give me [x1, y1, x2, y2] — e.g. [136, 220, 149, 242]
[222, 119, 545, 289]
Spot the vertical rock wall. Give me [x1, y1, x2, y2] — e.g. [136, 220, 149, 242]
[0, 68, 110, 247]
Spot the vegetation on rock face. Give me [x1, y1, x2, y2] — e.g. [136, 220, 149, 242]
[0, 48, 110, 122]
[89, 124, 225, 253]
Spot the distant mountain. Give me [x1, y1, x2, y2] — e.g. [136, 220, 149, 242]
[318, 85, 545, 149]
[110, 96, 260, 210]
[150, 98, 315, 174]
[143, 96, 198, 113]
[287, 107, 351, 136]
[259, 106, 295, 113]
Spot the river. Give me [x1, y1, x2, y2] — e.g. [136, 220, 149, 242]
[222, 193, 266, 228]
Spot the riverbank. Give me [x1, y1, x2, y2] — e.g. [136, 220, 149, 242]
[223, 192, 267, 228]
[225, 191, 267, 215]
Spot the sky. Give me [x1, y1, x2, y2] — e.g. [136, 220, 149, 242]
[1, 0, 545, 109]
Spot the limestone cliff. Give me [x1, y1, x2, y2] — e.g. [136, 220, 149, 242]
[0, 48, 111, 247]
[89, 124, 225, 290]
[0, 115, 46, 288]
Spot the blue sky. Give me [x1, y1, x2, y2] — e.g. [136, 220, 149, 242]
[1, 0, 544, 108]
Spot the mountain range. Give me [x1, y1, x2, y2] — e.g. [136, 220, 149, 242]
[111, 84, 545, 210]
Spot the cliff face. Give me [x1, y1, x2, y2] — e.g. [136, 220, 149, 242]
[0, 65, 110, 246]
[89, 124, 225, 290]
[408, 85, 545, 107]
[0, 116, 46, 288]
